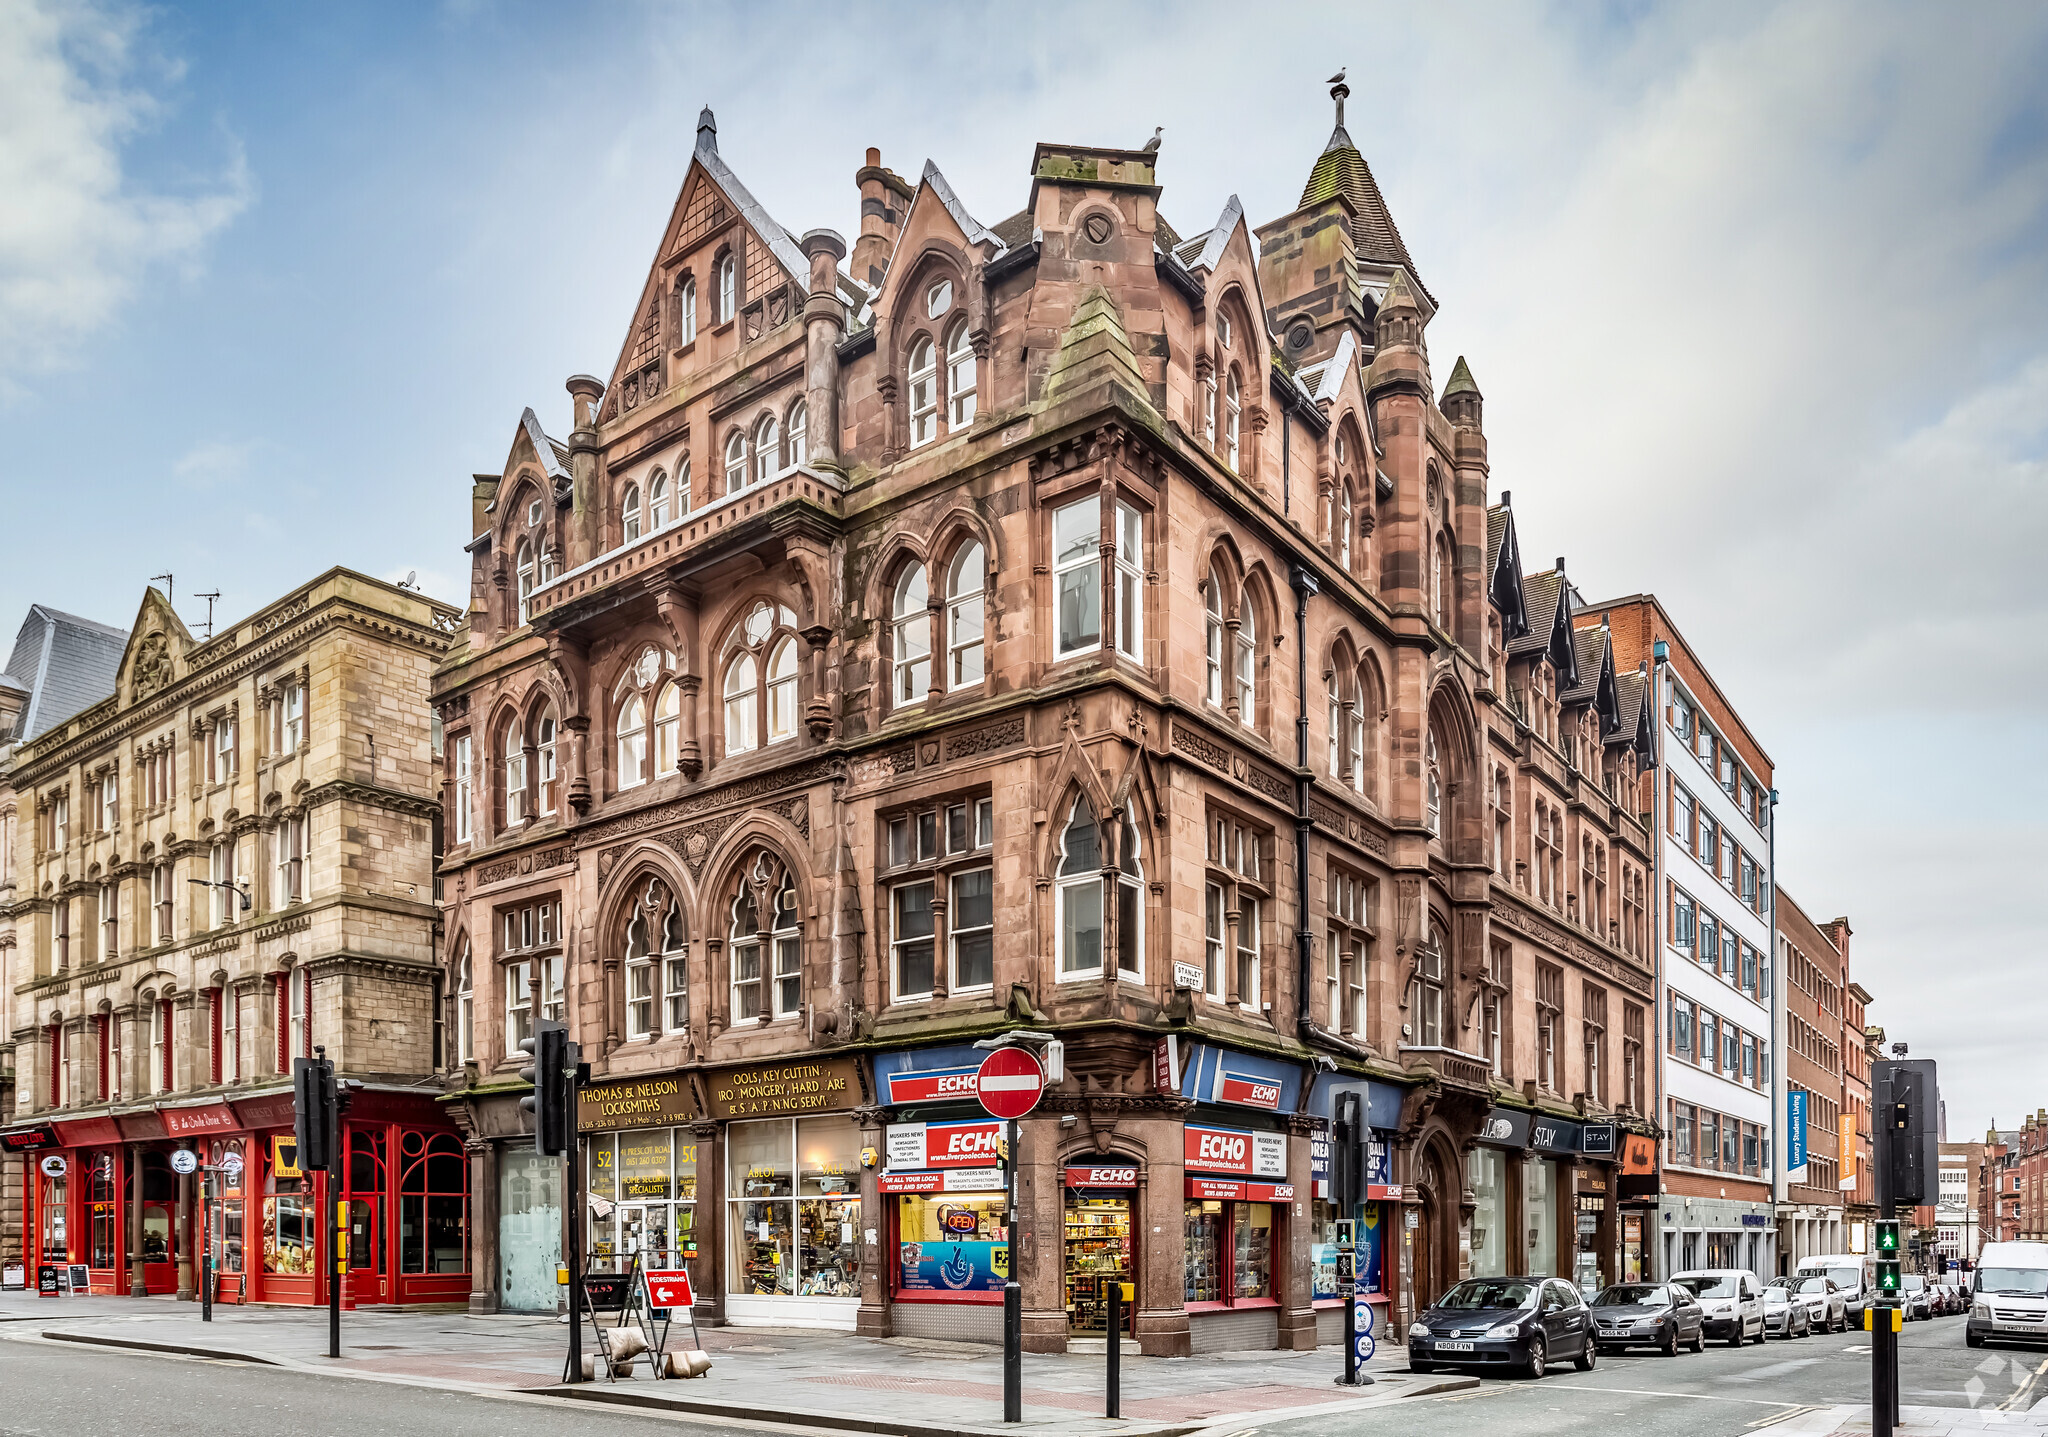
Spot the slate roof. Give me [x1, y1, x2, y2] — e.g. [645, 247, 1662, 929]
[1560, 625, 1609, 706]
[2, 604, 126, 742]
[1299, 124, 1432, 307]
[693, 108, 807, 287]
[1486, 503, 1529, 641]
[1508, 570, 1564, 659]
[989, 209, 1034, 251]
[1295, 328, 1359, 405]
[1179, 195, 1242, 273]
[522, 408, 571, 482]
[919, 161, 1003, 251]
[1609, 668, 1649, 747]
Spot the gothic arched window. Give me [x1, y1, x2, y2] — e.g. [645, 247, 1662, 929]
[725, 430, 747, 494]
[1205, 569, 1226, 706]
[649, 471, 669, 529]
[1224, 367, 1242, 469]
[892, 563, 931, 705]
[908, 337, 938, 448]
[730, 863, 801, 1022]
[622, 482, 643, 543]
[946, 541, 985, 687]
[1234, 589, 1257, 727]
[720, 600, 800, 758]
[1427, 728, 1444, 837]
[753, 414, 780, 484]
[946, 320, 977, 427]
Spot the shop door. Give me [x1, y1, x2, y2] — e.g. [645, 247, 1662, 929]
[1063, 1194, 1131, 1333]
[136, 1152, 179, 1294]
[346, 1130, 389, 1303]
[499, 1148, 563, 1312]
[618, 1204, 673, 1271]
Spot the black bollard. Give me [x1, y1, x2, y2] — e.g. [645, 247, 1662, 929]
[1106, 1281, 1122, 1418]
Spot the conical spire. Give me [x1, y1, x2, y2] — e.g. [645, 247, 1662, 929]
[1043, 285, 1146, 402]
[1443, 355, 1480, 398]
[1298, 89, 1430, 306]
[696, 105, 718, 154]
[1441, 355, 1482, 429]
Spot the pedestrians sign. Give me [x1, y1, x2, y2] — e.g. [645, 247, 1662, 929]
[976, 1048, 1046, 1120]
[644, 1269, 694, 1311]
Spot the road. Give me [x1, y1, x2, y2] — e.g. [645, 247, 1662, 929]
[1256, 1315, 2048, 1437]
[0, 1339, 770, 1437]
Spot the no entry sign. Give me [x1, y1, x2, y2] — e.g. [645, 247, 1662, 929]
[975, 1047, 1045, 1120]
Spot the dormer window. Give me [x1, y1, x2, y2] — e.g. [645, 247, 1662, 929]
[927, 280, 953, 319]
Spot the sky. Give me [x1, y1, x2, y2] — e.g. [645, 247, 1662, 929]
[2, 0, 2044, 1141]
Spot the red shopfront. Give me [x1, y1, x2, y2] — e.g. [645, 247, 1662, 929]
[1182, 1122, 1293, 1317]
[8, 1089, 468, 1307]
[881, 1119, 1010, 1316]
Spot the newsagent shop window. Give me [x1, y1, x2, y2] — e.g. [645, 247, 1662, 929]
[587, 1129, 699, 1276]
[896, 1193, 1007, 1301]
[727, 1118, 861, 1299]
[1185, 1200, 1274, 1305]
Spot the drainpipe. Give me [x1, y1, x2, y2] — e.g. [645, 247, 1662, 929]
[1291, 564, 1319, 1022]
[1281, 405, 1291, 517]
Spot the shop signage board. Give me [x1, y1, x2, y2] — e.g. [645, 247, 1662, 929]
[1186, 1177, 1295, 1202]
[885, 1065, 981, 1105]
[39, 1154, 67, 1178]
[879, 1167, 1006, 1194]
[162, 1101, 238, 1138]
[1528, 1116, 1582, 1154]
[170, 1149, 199, 1175]
[37, 1264, 59, 1297]
[1580, 1123, 1617, 1156]
[886, 1120, 1004, 1169]
[1184, 1123, 1286, 1179]
[52, 1116, 122, 1147]
[1216, 1073, 1284, 1110]
[1477, 1107, 1532, 1147]
[1064, 1164, 1140, 1188]
[579, 1074, 698, 1133]
[0, 1125, 59, 1153]
[708, 1058, 860, 1120]
[1839, 1122, 1859, 1192]
[66, 1264, 89, 1294]
[644, 1268, 694, 1310]
[1185, 1044, 1304, 1113]
[1786, 1090, 1809, 1179]
[1153, 1035, 1179, 1095]
[974, 1048, 1044, 1120]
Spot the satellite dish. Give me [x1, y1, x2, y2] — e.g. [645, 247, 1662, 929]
[397, 570, 419, 591]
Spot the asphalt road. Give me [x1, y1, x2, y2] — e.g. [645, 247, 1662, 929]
[0, 1339, 774, 1437]
[1255, 1314, 2048, 1437]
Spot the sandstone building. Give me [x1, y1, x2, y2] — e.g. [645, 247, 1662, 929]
[432, 89, 1665, 1351]
[0, 572, 457, 1305]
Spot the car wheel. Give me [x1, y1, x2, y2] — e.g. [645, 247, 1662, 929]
[1729, 1324, 1744, 1348]
[1662, 1325, 1680, 1357]
[1690, 1328, 1705, 1354]
[1524, 1335, 1547, 1379]
[1576, 1340, 1597, 1373]
[1966, 1331, 1985, 1349]
[1411, 1358, 1435, 1374]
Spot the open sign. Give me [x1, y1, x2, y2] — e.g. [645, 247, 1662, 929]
[939, 1205, 980, 1235]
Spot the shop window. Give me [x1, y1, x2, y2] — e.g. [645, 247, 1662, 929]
[1525, 1158, 1557, 1276]
[587, 1129, 699, 1275]
[399, 1131, 468, 1275]
[896, 1192, 1007, 1299]
[727, 1117, 861, 1300]
[264, 1149, 314, 1276]
[1469, 1147, 1507, 1277]
[1184, 1200, 1273, 1305]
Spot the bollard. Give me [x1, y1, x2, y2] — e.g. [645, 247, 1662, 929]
[1106, 1281, 1122, 1418]
[1343, 1293, 1358, 1385]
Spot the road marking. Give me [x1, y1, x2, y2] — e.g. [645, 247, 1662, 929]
[1547, 1384, 1800, 1407]
[2001, 1356, 2048, 1412]
[1747, 1405, 1819, 1429]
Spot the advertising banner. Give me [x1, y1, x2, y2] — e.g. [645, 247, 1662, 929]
[885, 1121, 1004, 1169]
[1063, 1163, 1140, 1188]
[1184, 1124, 1286, 1178]
[898, 1239, 1008, 1294]
[1787, 1090, 1809, 1180]
[1839, 1121, 1859, 1191]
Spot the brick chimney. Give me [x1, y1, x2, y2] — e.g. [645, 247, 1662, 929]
[851, 148, 914, 289]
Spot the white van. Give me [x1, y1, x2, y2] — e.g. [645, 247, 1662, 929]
[1969, 1241, 2048, 1348]
[1798, 1253, 1876, 1323]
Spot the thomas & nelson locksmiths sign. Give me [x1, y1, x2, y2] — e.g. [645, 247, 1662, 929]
[579, 1074, 699, 1133]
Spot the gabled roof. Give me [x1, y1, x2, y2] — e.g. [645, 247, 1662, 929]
[2, 603, 126, 742]
[1508, 568, 1578, 687]
[990, 209, 1036, 251]
[691, 108, 808, 285]
[1562, 625, 1620, 738]
[916, 161, 1004, 252]
[522, 408, 571, 482]
[1178, 195, 1243, 274]
[1486, 502, 1529, 641]
[1298, 122, 1432, 307]
[1608, 665, 1655, 766]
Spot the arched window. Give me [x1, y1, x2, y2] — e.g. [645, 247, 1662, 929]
[1114, 802, 1144, 977]
[1338, 485, 1354, 571]
[724, 652, 758, 754]
[786, 401, 808, 468]
[946, 321, 976, 427]
[622, 482, 643, 543]
[907, 338, 938, 447]
[653, 682, 681, 776]
[892, 563, 931, 705]
[538, 543, 556, 585]
[1326, 671, 1345, 777]
[624, 898, 653, 1038]
[617, 693, 648, 789]
[719, 599, 800, 758]
[730, 866, 801, 1022]
[753, 414, 780, 484]
[1203, 378, 1217, 445]
[766, 636, 798, 744]
[1427, 728, 1443, 837]
[716, 253, 735, 323]
[946, 542, 984, 687]
[679, 276, 697, 345]
[515, 540, 535, 625]
[535, 708, 558, 817]
[452, 940, 473, 1064]
[1056, 796, 1102, 976]
[725, 430, 747, 493]
[1224, 368, 1242, 469]
[673, 458, 690, 518]
[504, 717, 528, 825]
[649, 472, 669, 530]
[1349, 671, 1368, 797]
[661, 896, 688, 1033]
[1205, 570, 1225, 706]
[1234, 591, 1256, 726]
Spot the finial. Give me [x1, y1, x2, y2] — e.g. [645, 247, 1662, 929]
[696, 105, 718, 153]
[1327, 68, 1349, 129]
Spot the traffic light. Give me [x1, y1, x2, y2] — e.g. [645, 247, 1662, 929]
[1874, 1059, 1939, 1207]
[1876, 1218, 1902, 1300]
[292, 1055, 335, 1171]
[1876, 1219, 1900, 1253]
[518, 1019, 570, 1156]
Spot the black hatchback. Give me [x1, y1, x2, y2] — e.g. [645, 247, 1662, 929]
[1409, 1276, 1598, 1378]
[1590, 1282, 1707, 1355]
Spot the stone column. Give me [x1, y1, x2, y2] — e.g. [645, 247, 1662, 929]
[1276, 1116, 1318, 1349]
[175, 1158, 194, 1300]
[467, 1136, 497, 1314]
[689, 1121, 725, 1327]
[1134, 1113, 1193, 1357]
[129, 1145, 146, 1296]
[1022, 1115, 1070, 1354]
[854, 1105, 888, 1336]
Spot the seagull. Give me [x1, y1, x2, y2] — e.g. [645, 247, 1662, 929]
[1327, 69, 1346, 85]
[1142, 126, 1162, 154]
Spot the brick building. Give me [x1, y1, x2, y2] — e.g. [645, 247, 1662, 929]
[0, 605, 126, 1276]
[1989, 1113, 2048, 1243]
[430, 88, 1660, 1352]
[1980, 1126, 2021, 1244]
[1776, 890, 1847, 1268]
[1577, 597, 1778, 1277]
[1843, 977, 1874, 1249]
[0, 572, 457, 1304]
[1935, 1141, 1984, 1269]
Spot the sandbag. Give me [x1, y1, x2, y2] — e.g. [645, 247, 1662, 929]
[607, 1327, 649, 1361]
[664, 1349, 713, 1378]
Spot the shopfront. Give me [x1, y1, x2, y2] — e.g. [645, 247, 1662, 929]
[881, 1119, 1008, 1313]
[1064, 1161, 1138, 1334]
[1618, 1133, 1658, 1281]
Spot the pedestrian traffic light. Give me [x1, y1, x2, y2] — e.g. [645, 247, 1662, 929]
[1878, 1260, 1902, 1295]
[292, 1054, 335, 1172]
[1874, 1059, 1938, 1207]
[518, 1019, 570, 1156]
[1877, 1220, 1900, 1253]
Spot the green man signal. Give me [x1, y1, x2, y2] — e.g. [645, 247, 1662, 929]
[1876, 1220, 1900, 1253]
[1876, 1221, 1902, 1300]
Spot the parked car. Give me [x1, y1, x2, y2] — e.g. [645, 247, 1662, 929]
[1672, 1269, 1766, 1346]
[1590, 1282, 1706, 1355]
[1408, 1276, 1599, 1378]
[1762, 1284, 1812, 1338]
[1900, 1273, 1934, 1321]
[1797, 1253, 1876, 1324]
[1773, 1274, 1849, 1333]
[1968, 1240, 2048, 1348]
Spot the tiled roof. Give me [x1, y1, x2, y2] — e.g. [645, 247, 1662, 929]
[521, 408, 571, 482]
[1560, 626, 1609, 705]
[1182, 195, 1242, 273]
[1486, 507, 1509, 584]
[1508, 570, 1563, 658]
[1609, 669, 1648, 745]
[1298, 124, 1432, 307]
[990, 209, 1035, 251]
[2, 603, 126, 742]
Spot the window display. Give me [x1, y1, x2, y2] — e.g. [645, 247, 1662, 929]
[1525, 1157, 1556, 1277]
[398, 1131, 467, 1275]
[1469, 1147, 1506, 1277]
[725, 1117, 862, 1302]
[1183, 1199, 1273, 1306]
[1064, 1193, 1131, 1331]
[587, 1129, 698, 1275]
[896, 1194, 1007, 1298]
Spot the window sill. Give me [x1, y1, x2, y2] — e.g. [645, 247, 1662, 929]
[1187, 1297, 1279, 1314]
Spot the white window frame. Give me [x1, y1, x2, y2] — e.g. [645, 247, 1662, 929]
[653, 682, 681, 776]
[947, 542, 985, 688]
[649, 472, 670, 529]
[1113, 500, 1143, 661]
[1052, 495, 1102, 659]
[536, 715, 558, 816]
[890, 879, 937, 1003]
[505, 726, 528, 825]
[1206, 576, 1226, 706]
[753, 415, 780, 483]
[505, 959, 532, 1051]
[891, 564, 931, 706]
[1224, 369, 1241, 469]
[716, 254, 735, 323]
[516, 541, 535, 624]
[679, 276, 697, 344]
[724, 652, 758, 755]
[617, 693, 648, 789]
[725, 430, 747, 493]
[1055, 798, 1104, 979]
[766, 637, 798, 746]
[1236, 895, 1261, 1010]
[949, 866, 995, 992]
[1205, 882, 1227, 999]
[907, 337, 938, 447]
[787, 400, 807, 468]
[454, 942, 473, 1065]
[209, 840, 236, 930]
[1233, 593, 1256, 725]
[946, 322, 976, 427]
[623, 482, 643, 543]
[453, 735, 473, 843]
[102, 770, 119, 830]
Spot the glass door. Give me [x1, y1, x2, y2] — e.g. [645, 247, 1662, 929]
[137, 1150, 178, 1294]
[1063, 1194, 1130, 1332]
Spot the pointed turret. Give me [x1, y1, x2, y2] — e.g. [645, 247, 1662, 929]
[1298, 78, 1432, 308]
[1042, 285, 1146, 405]
[1442, 355, 1482, 429]
[1375, 268, 1424, 353]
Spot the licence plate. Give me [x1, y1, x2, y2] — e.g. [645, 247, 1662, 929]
[1435, 1340, 1476, 1351]
[1997, 1322, 2044, 1332]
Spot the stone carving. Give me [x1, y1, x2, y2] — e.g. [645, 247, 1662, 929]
[1169, 723, 1231, 775]
[256, 595, 310, 636]
[131, 633, 174, 700]
[575, 760, 834, 849]
[1494, 901, 1654, 997]
[944, 716, 1026, 760]
[474, 858, 521, 887]
[1245, 766, 1291, 804]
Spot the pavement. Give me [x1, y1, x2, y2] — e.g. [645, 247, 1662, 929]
[0, 1290, 1468, 1437]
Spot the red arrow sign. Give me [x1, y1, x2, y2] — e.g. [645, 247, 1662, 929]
[975, 1047, 1045, 1120]
[644, 1268, 694, 1309]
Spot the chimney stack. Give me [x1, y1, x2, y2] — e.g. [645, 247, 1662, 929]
[799, 229, 848, 471]
[852, 148, 914, 290]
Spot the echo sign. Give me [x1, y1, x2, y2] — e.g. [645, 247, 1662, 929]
[1184, 1124, 1286, 1178]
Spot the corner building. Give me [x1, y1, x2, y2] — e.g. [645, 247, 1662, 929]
[1, 573, 457, 1304]
[434, 92, 1660, 1351]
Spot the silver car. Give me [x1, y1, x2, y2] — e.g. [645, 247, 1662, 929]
[1774, 1274, 1849, 1333]
[1762, 1284, 1812, 1338]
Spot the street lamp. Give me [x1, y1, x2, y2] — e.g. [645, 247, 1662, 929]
[188, 876, 252, 912]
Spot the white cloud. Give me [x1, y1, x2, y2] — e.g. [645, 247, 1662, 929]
[172, 436, 259, 489]
[0, 0, 250, 385]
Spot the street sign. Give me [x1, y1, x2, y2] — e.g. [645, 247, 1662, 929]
[644, 1268, 694, 1311]
[170, 1149, 199, 1175]
[1357, 1301, 1375, 1338]
[975, 1047, 1046, 1120]
[1354, 1328, 1376, 1363]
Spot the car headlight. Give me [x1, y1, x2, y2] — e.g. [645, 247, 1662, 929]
[1491, 1319, 1523, 1337]
[1408, 1322, 1431, 1339]
[1973, 1304, 1990, 1320]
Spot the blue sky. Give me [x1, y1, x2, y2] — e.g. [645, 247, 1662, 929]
[4, 0, 2045, 1138]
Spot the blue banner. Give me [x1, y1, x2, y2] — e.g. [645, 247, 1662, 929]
[1787, 1090, 1809, 1173]
[897, 1238, 1008, 1294]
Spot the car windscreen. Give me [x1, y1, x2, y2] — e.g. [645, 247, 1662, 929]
[1822, 1268, 1860, 1291]
[1902, 1275, 1925, 1291]
[1978, 1267, 2048, 1297]
[1436, 1279, 1536, 1310]
[1763, 1287, 1790, 1303]
[1792, 1277, 1828, 1294]
[1593, 1285, 1666, 1307]
[1673, 1275, 1740, 1299]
